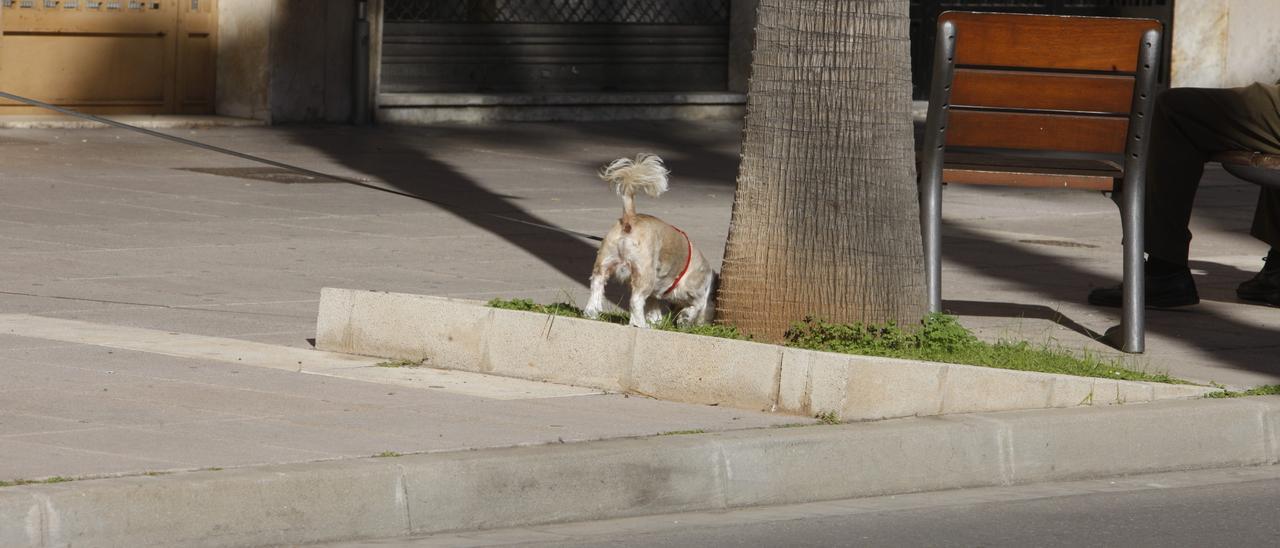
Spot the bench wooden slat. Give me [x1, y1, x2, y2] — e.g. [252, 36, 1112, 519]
[941, 12, 1160, 73]
[932, 152, 1121, 191]
[943, 152, 1123, 173]
[943, 166, 1116, 191]
[946, 110, 1130, 154]
[951, 69, 1135, 114]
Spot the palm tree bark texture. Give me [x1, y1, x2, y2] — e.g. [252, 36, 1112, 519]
[717, 0, 926, 341]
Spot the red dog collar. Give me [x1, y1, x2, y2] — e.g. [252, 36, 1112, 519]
[663, 227, 693, 296]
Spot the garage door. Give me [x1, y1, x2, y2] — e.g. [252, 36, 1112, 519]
[0, 0, 217, 115]
[381, 0, 731, 93]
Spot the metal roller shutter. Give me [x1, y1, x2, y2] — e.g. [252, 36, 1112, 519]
[380, 0, 731, 93]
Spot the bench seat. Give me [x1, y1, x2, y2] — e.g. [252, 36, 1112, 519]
[940, 152, 1122, 191]
[1213, 151, 1280, 189]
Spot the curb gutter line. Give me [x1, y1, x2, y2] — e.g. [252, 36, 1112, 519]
[1, 397, 1277, 548]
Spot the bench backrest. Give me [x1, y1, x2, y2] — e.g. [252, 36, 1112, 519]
[937, 12, 1162, 156]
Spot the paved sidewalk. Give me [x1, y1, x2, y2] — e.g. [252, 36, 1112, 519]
[0, 121, 1276, 484]
[2, 122, 1276, 383]
[0, 121, 1278, 547]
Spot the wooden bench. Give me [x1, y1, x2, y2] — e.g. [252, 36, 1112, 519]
[1214, 151, 1280, 190]
[918, 12, 1163, 353]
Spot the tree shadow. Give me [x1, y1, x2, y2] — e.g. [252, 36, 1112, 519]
[282, 125, 602, 291]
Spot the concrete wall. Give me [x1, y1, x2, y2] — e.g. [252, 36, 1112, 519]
[216, 0, 356, 123]
[216, 0, 273, 121]
[269, 0, 356, 123]
[1172, 0, 1280, 88]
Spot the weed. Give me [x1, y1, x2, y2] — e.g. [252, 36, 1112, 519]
[1204, 384, 1280, 398]
[376, 358, 424, 368]
[0, 476, 75, 488]
[374, 451, 402, 458]
[658, 429, 706, 436]
[815, 411, 842, 425]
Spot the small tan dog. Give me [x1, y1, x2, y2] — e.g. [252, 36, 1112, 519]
[583, 154, 715, 328]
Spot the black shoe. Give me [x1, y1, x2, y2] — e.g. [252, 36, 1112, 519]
[1236, 257, 1280, 304]
[1088, 269, 1199, 308]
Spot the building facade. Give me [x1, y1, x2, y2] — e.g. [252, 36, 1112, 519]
[0, 0, 1276, 124]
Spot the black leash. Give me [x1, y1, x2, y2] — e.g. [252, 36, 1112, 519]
[0, 90, 604, 242]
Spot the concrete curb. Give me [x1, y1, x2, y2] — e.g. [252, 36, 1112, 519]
[315, 288, 1216, 421]
[376, 93, 748, 124]
[0, 115, 266, 129]
[2, 397, 1277, 547]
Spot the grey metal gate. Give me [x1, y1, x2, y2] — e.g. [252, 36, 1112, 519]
[910, 0, 1175, 99]
[381, 0, 732, 94]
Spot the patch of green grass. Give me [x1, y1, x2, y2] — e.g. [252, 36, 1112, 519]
[815, 411, 842, 425]
[0, 476, 75, 488]
[1204, 384, 1280, 398]
[784, 314, 1178, 384]
[486, 298, 747, 340]
[376, 358, 424, 368]
[487, 298, 585, 318]
[658, 429, 706, 436]
[374, 451, 402, 458]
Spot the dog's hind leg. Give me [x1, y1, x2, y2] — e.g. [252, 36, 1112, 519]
[628, 291, 652, 328]
[627, 271, 658, 328]
[584, 258, 619, 320]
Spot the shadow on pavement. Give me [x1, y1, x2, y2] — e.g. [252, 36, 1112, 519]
[283, 126, 601, 289]
[941, 222, 1280, 380]
[566, 121, 743, 186]
[942, 299, 1105, 340]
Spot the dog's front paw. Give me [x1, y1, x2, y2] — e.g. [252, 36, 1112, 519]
[629, 316, 649, 328]
[583, 306, 602, 320]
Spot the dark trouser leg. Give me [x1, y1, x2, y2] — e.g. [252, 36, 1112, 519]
[1251, 188, 1280, 250]
[1143, 84, 1280, 264]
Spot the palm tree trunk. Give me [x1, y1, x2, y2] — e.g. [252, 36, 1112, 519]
[718, 0, 925, 340]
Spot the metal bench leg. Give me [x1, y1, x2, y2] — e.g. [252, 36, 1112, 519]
[1117, 28, 1161, 354]
[920, 20, 955, 314]
[922, 167, 943, 314]
[1121, 182, 1145, 353]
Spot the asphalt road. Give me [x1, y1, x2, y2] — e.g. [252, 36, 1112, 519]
[323, 465, 1280, 548]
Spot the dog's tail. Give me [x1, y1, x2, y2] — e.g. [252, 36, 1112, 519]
[599, 154, 669, 221]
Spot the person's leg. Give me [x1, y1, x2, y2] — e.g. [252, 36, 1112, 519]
[1251, 190, 1280, 251]
[1092, 84, 1280, 307]
[1234, 84, 1280, 303]
[1241, 191, 1280, 303]
[1145, 84, 1280, 265]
